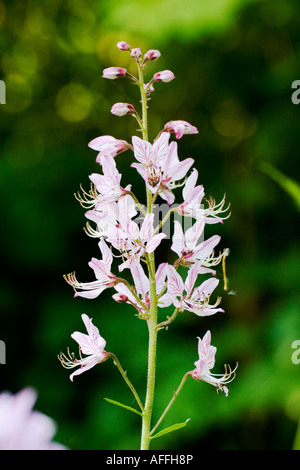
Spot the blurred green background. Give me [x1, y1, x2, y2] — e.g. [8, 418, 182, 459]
[1, 0, 300, 450]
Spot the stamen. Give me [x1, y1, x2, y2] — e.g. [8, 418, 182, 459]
[74, 183, 98, 208]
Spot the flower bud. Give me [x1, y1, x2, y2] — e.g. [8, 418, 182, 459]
[164, 120, 199, 139]
[111, 102, 135, 117]
[112, 293, 128, 303]
[144, 49, 161, 61]
[130, 48, 142, 59]
[102, 67, 127, 79]
[116, 41, 131, 51]
[144, 82, 155, 94]
[153, 70, 175, 83]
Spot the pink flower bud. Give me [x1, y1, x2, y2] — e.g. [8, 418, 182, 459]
[111, 102, 135, 117]
[144, 82, 155, 94]
[112, 293, 128, 303]
[130, 48, 142, 59]
[144, 49, 161, 61]
[102, 67, 127, 79]
[116, 41, 131, 51]
[153, 70, 175, 83]
[164, 120, 199, 139]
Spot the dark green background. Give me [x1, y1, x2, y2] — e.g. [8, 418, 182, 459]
[0, 0, 300, 450]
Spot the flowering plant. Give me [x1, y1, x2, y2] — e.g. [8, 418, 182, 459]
[59, 41, 237, 450]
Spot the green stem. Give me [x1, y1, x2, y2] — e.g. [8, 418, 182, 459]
[136, 59, 158, 450]
[150, 372, 191, 437]
[137, 61, 148, 141]
[108, 353, 145, 413]
[125, 190, 147, 216]
[120, 278, 150, 316]
[153, 207, 175, 236]
[156, 308, 179, 331]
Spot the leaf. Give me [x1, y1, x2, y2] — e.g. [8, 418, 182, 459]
[103, 398, 142, 416]
[150, 419, 190, 440]
[259, 161, 300, 210]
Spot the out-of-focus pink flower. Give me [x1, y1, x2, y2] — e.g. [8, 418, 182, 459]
[0, 388, 66, 449]
[102, 67, 127, 79]
[192, 331, 237, 396]
[171, 220, 221, 273]
[144, 49, 161, 61]
[153, 70, 175, 83]
[116, 41, 130, 51]
[111, 102, 135, 117]
[159, 263, 224, 316]
[64, 239, 117, 299]
[164, 120, 199, 139]
[59, 314, 108, 381]
[88, 135, 130, 164]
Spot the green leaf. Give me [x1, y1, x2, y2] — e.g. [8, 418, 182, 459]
[150, 419, 190, 440]
[103, 398, 142, 416]
[259, 161, 300, 210]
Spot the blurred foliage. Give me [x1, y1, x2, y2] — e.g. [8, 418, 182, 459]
[259, 161, 300, 210]
[0, 0, 300, 451]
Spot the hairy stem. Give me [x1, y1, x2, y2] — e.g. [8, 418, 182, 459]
[136, 59, 158, 450]
[108, 353, 145, 413]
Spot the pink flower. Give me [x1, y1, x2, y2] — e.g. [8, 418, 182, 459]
[89, 154, 129, 204]
[192, 331, 237, 396]
[158, 140, 194, 204]
[116, 41, 130, 51]
[171, 220, 221, 273]
[102, 67, 127, 79]
[164, 120, 199, 139]
[59, 314, 108, 381]
[84, 193, 138, 240]
[177, 169, 229, 224]
[160, 263, 224, 316]
[64, 239, 117, 299]
[111, 102, 135, 117]
[131, 132, 170, 192]
[131, 133, 193, 203]
[0, 388, 66, 449]
[88, 135, 130, 164]
[153, 70, 175, 83]
[113, 262, 168, 315]
[110, 212, 166, 272]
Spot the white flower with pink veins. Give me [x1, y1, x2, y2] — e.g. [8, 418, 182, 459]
[63, 239, 117, 299]
[131, 132, 194, 204]
[176, 168, 230, 224]
[58, 314, 108, 381]
[192, 331, 237, 396]
[110, 212, 166, 272]
[171, 220, 222, 273]
[160, 263, 224, 316]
